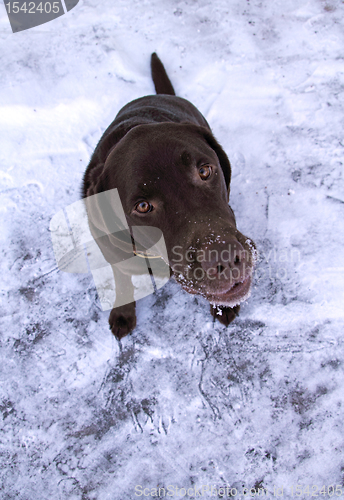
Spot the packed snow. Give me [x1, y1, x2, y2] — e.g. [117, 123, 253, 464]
[1, 0, 344, 498]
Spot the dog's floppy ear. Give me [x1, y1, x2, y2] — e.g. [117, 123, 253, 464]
[186, 124, 232, 198]
[84, 166, 134, 255]
[84, 168, 110, 236]
[201, 129, 232, 196]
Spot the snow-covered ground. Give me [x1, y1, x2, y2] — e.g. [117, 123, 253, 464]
[1, 0, 344, 498]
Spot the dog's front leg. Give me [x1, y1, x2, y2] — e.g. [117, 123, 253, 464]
[109, 265, 136, 339]
[210, 304, 240, 326]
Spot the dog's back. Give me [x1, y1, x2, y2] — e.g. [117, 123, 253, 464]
[82, 54, 210, 199]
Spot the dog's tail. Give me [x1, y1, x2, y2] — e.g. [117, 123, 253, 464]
[151, 52, 176, 96]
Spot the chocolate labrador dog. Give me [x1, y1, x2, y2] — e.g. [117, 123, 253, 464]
[82, 53, 256, 339]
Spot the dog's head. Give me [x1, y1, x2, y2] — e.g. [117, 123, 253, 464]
[86, 122, 256, 307]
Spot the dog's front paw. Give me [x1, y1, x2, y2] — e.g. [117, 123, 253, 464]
[210, 304, 240, 326]
[109, 303, 137, 340]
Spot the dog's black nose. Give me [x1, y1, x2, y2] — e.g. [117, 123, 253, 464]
[199, 240, 249, 283]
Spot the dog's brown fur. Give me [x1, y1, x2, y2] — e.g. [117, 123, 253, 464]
[83, 53, 255, 339]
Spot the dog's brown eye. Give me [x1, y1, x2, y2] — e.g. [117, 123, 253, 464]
[198, 165, 212, 180]
[135, 201, 153, 213]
